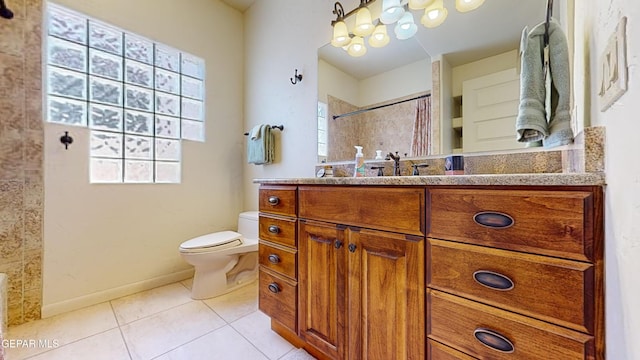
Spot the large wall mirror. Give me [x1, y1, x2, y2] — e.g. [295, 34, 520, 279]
[317, 0, 574, 163]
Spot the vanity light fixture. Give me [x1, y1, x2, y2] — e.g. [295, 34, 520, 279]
[330, 0, 484, 57]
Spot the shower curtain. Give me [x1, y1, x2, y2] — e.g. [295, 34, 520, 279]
[410, 96, 431, 157]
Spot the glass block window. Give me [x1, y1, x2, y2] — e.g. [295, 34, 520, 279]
[45, 3, 206, 184]
[317, 102, 328, 158]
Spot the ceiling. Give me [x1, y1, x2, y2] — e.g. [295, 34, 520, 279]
[220, 0, 255, 12]
[222, 0, 559, 79]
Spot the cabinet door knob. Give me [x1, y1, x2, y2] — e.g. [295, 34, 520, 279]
[268, 225, 280, 234]
[473, 270, 514, 291]
[267, 196, 280, 205]
[474, 328, 515, 353]
[268, 283, 281, 294]
[268, 254, 280, 264]
[334, 240, 343, 249]
[348, 243, 357, 253]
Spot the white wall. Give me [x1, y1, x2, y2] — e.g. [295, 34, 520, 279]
[43, 0, 244, 315]
[358, 59, 432, 106]
[319, 58, 431, 108]
[318, 59, 359, 106]
[242, 0, 336, 209]
[575, 0, 640, 358]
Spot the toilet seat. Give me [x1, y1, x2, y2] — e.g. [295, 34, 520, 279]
[180, 231, 243, 253]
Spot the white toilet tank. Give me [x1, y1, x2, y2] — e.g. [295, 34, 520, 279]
[237, 211, 259, 240]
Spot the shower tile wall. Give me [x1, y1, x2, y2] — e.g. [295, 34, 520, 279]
[327, 94, 417, 162]
[0, 0, 44, 326]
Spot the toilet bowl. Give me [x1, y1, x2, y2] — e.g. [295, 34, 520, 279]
[179, 211, 259, 299]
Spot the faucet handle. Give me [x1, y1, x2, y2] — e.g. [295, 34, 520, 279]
[412, 163, 429, 176]
[371, 166, 385, 176]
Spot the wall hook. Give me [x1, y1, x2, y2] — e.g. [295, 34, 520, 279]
[290, 69, 303, 85]
[60, 131, 73, 150]
[0, 0, 14, 19]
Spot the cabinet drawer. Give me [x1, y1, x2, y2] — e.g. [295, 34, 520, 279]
[428, 290, 594, 360]
[259, 215, 296, 247]
[259, 269, 297, 332]
[428, 189, 594, 261]
[428, 239, 594, 333]
[428, 340, 476, 360]
[299, 186, 425, 236]
[259, 185, 297, 217]
[259, 242, 296, 280]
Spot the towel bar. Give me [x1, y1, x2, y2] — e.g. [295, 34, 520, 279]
[244, 125, 284, 136]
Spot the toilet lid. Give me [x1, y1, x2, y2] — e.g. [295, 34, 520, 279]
[180, 231, 243, 252]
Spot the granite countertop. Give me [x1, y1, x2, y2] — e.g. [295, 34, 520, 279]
[254, 172, 606, 186]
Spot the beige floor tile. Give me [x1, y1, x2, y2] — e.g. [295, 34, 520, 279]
[231, 311, 294, 360]
[120, 301, 225, 360]
[110, 283, 193, 325]
[279, 348, 317, 360]
[203, 281, 257, 323]
[25, 328, 130, 360]
[5, 302, 118, 360]
[154, 325, 268, 360]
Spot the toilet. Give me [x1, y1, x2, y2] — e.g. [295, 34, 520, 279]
[179, 211, 259, 299]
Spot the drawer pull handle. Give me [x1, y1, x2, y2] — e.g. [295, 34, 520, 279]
[268, 283, 281, 294]
[268, 254, 280, 264]
[267, 196, 280, 206]
[334, 240, 343, 249]
[474, 328, 515, 353]
[473, 270, 514, 291]
[268, 225, 280, 234]
[348, 243, 357, 253]
[473, 211, 514, 229]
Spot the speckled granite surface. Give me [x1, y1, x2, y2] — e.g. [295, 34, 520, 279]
[255, 172, 605, 186]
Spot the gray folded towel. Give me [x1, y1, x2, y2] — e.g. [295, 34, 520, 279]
[516, 18, 574, 148]
[247, 124, 274, 164]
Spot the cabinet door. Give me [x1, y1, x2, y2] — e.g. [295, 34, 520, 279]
[299, 220, 346, 360]
[347, 228, 425, 360]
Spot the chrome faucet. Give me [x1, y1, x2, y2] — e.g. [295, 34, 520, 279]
[386, 151, 401, 176]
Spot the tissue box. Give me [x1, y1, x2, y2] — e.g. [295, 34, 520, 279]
[445, 155, 464, 175]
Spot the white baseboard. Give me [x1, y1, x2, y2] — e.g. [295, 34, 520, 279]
[41, 269, 194, 318]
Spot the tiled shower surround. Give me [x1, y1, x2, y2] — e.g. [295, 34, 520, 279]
[0, 0, 44, 326]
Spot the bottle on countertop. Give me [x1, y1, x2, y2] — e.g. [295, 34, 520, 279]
[353, 146, 365, 177]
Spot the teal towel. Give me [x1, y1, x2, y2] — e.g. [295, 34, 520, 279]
[516, 18, 574, 148]
[247, 124, 274, 164]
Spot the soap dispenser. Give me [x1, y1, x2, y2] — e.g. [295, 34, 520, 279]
[353, 146, 365, 177]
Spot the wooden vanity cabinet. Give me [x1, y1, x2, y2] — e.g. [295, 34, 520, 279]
[258, 185, 299, 336]
[298, 186, 425, 360]
[427, 186, 604, 360]
[257, 183, 604, 360]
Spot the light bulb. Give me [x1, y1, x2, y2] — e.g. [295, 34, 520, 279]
[354, 7, 375, 36]
[369, 24, 390, 48]
[421, 0, 448, 28]
[347, 36, 367, 57]
[455, 0, 484, 12]
[331, 21, 351, 47]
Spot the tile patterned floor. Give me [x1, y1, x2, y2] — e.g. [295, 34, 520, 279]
[4, 279, 313, 360]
